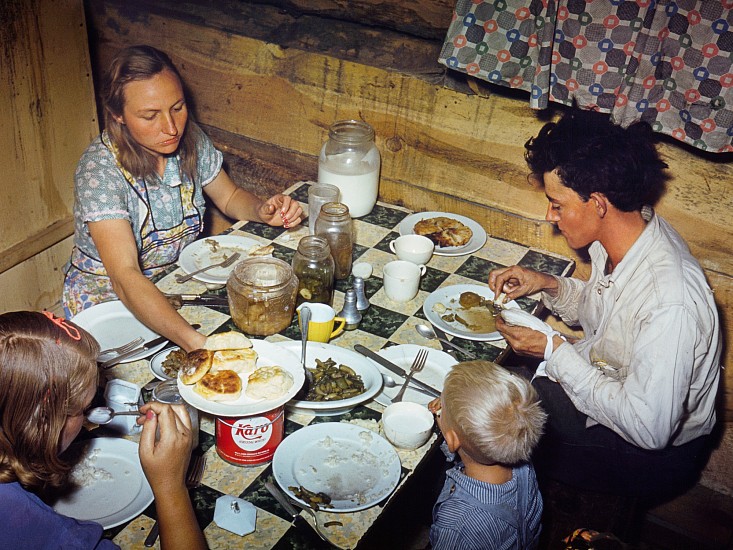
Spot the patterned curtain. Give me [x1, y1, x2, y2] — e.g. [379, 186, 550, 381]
[439, 0, 733, 153]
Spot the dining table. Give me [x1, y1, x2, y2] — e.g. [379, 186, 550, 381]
[86, 181, 575, 549]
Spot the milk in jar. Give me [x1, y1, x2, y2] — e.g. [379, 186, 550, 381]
[318, 120, 380, 218]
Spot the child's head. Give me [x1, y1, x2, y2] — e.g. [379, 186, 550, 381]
[439, 361, 546, 466]
[0, 311, 99, 490]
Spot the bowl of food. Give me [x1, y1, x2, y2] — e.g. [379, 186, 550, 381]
[278, 341, 383, 416]
[382, 401, 434, 450]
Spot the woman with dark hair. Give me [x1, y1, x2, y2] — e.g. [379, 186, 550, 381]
[489, 109, 721, 501]
[63, 45, 303, 351]
[0, 311, 205, 549]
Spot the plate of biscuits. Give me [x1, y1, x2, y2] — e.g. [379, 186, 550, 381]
[175, 331, 305, 416]
[398, 212, 487, 256]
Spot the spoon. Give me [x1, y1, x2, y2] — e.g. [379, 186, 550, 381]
[295, 306, 313, 399]
[85, 406, 145, 425]
[415, 324, 477, 359]
[381, 373, 435, 397]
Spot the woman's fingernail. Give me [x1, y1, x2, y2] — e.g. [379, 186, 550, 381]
[146, 410, 156, 420]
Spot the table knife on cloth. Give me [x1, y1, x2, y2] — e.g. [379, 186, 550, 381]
[99, 335, 169, 369]
[354, 345, 441, 397]
[432, 325, 458, 358]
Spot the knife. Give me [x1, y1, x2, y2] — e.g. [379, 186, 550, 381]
[354, 345, 441, 398]
[264, 482, 331, 545]
[99, 334, 170, 369]
[432, 325, 457, 358]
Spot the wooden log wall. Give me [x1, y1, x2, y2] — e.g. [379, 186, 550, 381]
[85, 0, 733, 494]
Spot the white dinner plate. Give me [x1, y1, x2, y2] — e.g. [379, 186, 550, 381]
[398, 212, 487, 256]
[272, 422, 401, 512]
[149, 347, 179, 380]
[373, 344, 457, 406]
[423, 284, 520, 341]
[54, 438, 153, 529]
[177, 339, 304, 416]
[178, 235, 267, 284]
[71, 301, 167, 362]
[278, 341, 383, 416]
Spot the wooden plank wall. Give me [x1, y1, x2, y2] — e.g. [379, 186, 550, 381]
[0, 0, 97, 312]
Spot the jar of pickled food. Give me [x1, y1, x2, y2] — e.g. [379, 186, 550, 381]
[318, 120, 380, 217]
[292, 235, 335, 305]
[226, 257, 298, 336]
[314, 202, 353, 280]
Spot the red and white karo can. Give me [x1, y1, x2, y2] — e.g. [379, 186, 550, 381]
[215, 406, 285, 466]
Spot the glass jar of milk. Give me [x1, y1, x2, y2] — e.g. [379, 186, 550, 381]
[318, 120, 380, 218]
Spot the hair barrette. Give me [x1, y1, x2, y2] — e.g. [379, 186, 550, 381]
[42, 310, 81, 341]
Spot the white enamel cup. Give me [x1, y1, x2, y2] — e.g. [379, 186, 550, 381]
[383, 260, 426, 302]
[389, 234, 434, 265]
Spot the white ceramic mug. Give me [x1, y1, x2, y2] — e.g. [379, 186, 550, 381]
[389, 234, 434, 265]
[382, 260, 426, 302]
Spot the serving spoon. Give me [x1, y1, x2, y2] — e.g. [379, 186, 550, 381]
[85, 406, 145, 425]
[415, 324, 477, 359]
[294, 305, 313, 399]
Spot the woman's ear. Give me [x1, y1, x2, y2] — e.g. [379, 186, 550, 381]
[590, 192, 608, 218]
[443, 428, 461, 454]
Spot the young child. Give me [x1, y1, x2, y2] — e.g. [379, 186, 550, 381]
[0, 311, 205, 549]
[428, 360, 547, 550]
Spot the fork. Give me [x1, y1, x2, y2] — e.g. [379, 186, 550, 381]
[144, 452, 206, 547]
[175, 252, 241, 283]
[392, 348, 429, 403]
[97, 336, 145, 360]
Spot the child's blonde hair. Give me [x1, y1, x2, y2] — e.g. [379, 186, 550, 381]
[441, 360, 546, 465]
[0, 311, 99, 490]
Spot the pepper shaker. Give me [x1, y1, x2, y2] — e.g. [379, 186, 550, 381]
[352, 276, 370, 311]
[338, 288, 362, 330]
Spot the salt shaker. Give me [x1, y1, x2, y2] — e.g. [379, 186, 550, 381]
[338, 288, 362, 330]
[352, 276, 370, 311]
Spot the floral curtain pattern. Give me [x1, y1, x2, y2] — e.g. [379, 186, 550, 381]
[439, 0, 733, 153]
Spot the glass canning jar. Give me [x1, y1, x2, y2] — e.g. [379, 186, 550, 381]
[226, 257, 299, 336]
[314, 202, 353, 280]
[292, 235, 335, 305]
[317, 120, 380, 218]
[151, 379, 199, 449]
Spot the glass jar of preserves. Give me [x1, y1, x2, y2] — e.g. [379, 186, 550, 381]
[317, 120, 380, 218]
[226, 257, 299, 336]
[314, 202, 353, 280]
[151, 379, 199, 449]
[292, 235, 335, 305]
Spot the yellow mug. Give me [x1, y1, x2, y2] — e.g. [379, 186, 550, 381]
[297, 303, 346, 343]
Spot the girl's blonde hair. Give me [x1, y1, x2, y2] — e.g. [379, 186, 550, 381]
[0, 311, 99, 490]
[442, 361, 547, 465]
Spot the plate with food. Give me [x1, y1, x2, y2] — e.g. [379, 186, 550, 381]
[176, 333, 305, 416]
[53, 438, 153, 529]
[277, 341, 382, 416]
[423, 284, 520, 341]
[272, 422, 401, 512]
[398, 212, 487, 256]
[71, 300, 167, 363]
[374, 344, 457, 407]
[149, 347, 181, 380]
[178, 234, 274, 284]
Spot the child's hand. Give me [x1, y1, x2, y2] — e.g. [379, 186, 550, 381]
[427, 397, 442, 415]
